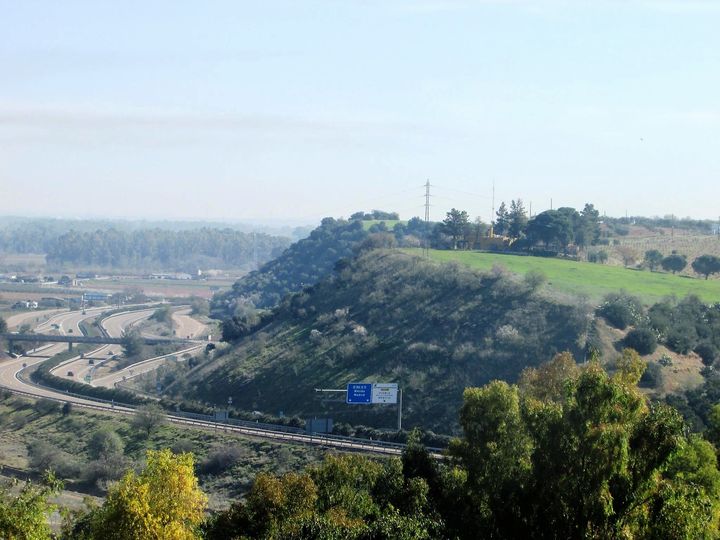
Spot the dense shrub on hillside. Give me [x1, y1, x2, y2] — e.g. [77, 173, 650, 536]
[624, 327, 658, 355]
[596, 292, 643, 330]
[650, 296, 720, 355]
[27, 440, 81, 479]
[193, 251, 590, 431]
[695, 342, 718, 366]
[212, 217, 369, 314]
[639, 360, 664, 388]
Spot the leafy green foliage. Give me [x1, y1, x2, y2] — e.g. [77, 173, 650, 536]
[131, 404, 166, 438]
[692, 254, 720, 280]
[639, 361, 664, 389]
[150, 306, 172, 324]
[442, 208, 470, 249]
[203, 354, 720, 539]
[597, 292, 644, 330]
[525, 208, 574, 248]
[87, 429, 125, 461]
[436, 353, 719, 538]
[645, 249, 664, 271]
[203, 454, 441, 539]
[120, 329, 143, 357]
[71, 449, 207, 540]
[662, 252, 688, 274]
[0, 473, 62, 540]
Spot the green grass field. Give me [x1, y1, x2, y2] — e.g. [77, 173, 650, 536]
[406, 249, 720, 305]
[361, 219, 404, 231]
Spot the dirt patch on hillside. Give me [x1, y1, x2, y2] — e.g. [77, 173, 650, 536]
[593, 317, 705, 395]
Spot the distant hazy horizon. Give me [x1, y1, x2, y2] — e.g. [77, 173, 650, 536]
[3, 1, 719, 222]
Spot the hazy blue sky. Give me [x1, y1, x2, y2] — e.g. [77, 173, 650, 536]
[2, 1, 719, 224]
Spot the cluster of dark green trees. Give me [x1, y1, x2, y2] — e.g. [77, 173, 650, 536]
[643, 249, 720, 279]
[438, 201, 601, 252]
[0, 217, 311, 256]
[7, 353, 719, 539]
[45, 228, 290, 271]
[350, 210, 400, 221]
[212, 218, 370, 315]
[596, 293, 720, 363]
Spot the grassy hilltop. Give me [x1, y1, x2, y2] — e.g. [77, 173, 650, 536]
[408, 248, 720, 305]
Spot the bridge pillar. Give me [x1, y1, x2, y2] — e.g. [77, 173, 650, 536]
[68, 342, 73, 351]
[7, 340, 12, 355]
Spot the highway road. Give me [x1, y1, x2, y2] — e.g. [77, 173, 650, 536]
[49, 308, 156, 384]
[87, 306, 209, 388]
[0, 307, 135, 408]
[0, 307, 427, 457]
[172, 307, 207, 339]
[5, 308, 65, 331]
[92, 343, 204, 389]
[22, 306, 110, 358]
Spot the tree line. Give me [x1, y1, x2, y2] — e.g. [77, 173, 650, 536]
[434, 201, 602, 252]
[5, 352, 720, 539]
[44, 228, 291, 271]
[0, 217, 312, 255]
[212, 217, 370, 315]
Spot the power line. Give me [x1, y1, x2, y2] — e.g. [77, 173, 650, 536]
[432, 184, 492, 200]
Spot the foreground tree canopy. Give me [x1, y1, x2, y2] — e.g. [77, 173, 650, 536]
[3, 353, 719, 539]
[203, 350, 720, 539]
[67, 449, 207, 540]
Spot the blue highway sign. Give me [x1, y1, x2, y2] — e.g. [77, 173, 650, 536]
[346, 383, 373, 404]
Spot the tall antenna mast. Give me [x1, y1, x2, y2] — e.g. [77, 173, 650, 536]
[490, 180, 495, 237]
[423, 180, 431, 257]
[424, 179, 430, 223]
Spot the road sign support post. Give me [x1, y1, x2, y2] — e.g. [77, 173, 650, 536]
[397, 388, 403, 432]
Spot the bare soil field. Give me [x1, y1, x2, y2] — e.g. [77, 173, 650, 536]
[83, 277, 237, 299]
[0, 253, 46, 270]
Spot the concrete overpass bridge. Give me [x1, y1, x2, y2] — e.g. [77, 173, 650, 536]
[1, 333, 196, 352]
